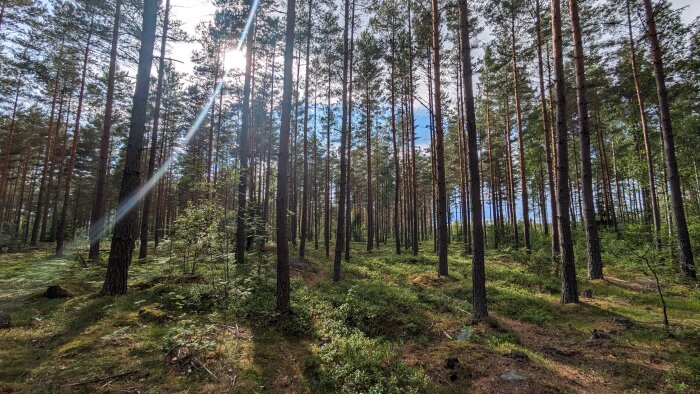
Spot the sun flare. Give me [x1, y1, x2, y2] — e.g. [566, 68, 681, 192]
[224, 49, 247, 72]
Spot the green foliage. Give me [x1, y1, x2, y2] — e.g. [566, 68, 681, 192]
[308, 332, 428, 394]
[172, 202, 225, 274]
[488, 285, 556, 324]
[224, 276, 312, 336]
[327, 280, 429, 338]
[160, 283, 224, 313]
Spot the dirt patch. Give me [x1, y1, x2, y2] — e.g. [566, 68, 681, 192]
[402, 338, 579, 393]
[491, 313, 674, 391]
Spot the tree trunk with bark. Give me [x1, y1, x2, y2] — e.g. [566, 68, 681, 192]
[236, 5, 256, 265]
[101, 0, 159, 295]
[299, 0, 313, 259]
[138, 0, 170, 260]
[643, 0, 694, 277]
[551, 0, 578, 303]
[332, 0, 351, 281]
[431, 0, 448, 276]
[56, 19, 94, 257]
[459, 0, 487, 319]
[568, 0, 602, 279]
[89, 0, 122, 260]
[276, 0, 297, 312]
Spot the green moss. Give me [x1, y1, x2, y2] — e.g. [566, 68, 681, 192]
[1, 238, 700, 392]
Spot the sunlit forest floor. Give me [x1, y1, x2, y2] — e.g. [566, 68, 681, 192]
[1, 237, 699, 393]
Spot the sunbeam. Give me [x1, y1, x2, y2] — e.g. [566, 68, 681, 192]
[89, 0, 262, 247]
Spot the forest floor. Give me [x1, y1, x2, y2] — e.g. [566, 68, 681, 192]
[1, 240, 699, 393]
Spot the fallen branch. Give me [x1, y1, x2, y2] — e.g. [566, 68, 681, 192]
[194, 357, 217, 379]
[63, 370, 137, 387]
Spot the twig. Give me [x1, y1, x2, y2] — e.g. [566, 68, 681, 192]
[194, 357, 217, 379]
[63, 370, 137, 387]
[638, 248, 669, 328]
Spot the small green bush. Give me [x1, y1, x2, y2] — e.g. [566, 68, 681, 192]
[337, 281, 428, 338]
[308, 331, 427, 393]
[225, 277, 312, 336]
[488, 285, 555, 324]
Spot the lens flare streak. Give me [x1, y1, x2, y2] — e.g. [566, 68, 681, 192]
[89, 0, 262, 246]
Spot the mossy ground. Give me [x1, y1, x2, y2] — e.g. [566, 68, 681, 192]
[1, 239, 699, 393]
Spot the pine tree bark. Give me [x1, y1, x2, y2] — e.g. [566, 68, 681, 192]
[459, 0, 487, 319]
[236, 5, 256, 265]
[344, 0, 355, 262]
[324, 49, 331, 258]
[568, 0, 602, 279]
[366, 82, 374, 252]
[644, 0, 694, 276]
[407, 0, 419, 256]
[0, 78, 21, 234]
[535, 0, 559, 258]
[332, 0, 351, 281]
[101, 0, 159, 295]
[89, 0, 121, 260]
[390, 29, 401, 255]
[551, 0, 578, 303]
[56, 18, 94, 257]
[31, 46, 63, 246]
[299, 0, 313, 259]
[138, 0, 170, 260]
[626, 0, 661, 252]
[276, 0, 297, 312]
[431, 0, 448, 276]
[511, 15, 530, 252]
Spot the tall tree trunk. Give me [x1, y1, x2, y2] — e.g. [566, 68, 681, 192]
[263, 42, 276, 229]
[332, 0, 351, 281]
[407, 0, 419, 256]
[511, 15, 530, 251]
[299, 0, 313, 258]
[56, 18, 94, 257]
[0, 77, 21, 234]
[644, 0, 695, 277]
[344, 0, 355, 262]
[366, 83, 374, 252]
[31, 45, 63, 246]
[431, 0, 448, 276]
[535, 0, 559, 258]
[459, 0, 487, 319]
[138, 0, 170, 260]
[276, 0, 296, 313]
[568, 0, 603, 279]
[313, 86, 320, 250]
[235, 6, 256, 265]
[552, 0, 578, 303]
[627, 0, 658, 253]
[89, 0, 122, 260]
[485, 86, 498, 249]
[503, 99, 518, 246]
[291, 46, 301, 246]
[324, 51, 331, 258]
[277, 0, 297, 312]
[13, 156, 30, 238]
[390, 29, 401, 255]
[101, 0, 159, 295]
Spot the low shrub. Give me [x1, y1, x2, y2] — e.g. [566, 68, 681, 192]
[308, 331, 427, 393]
